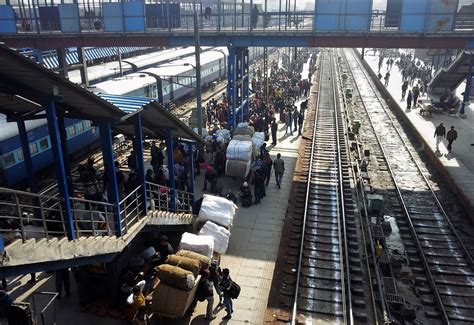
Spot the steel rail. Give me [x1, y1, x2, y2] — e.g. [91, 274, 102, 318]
[291, 49, 350, 325]
[343, 48, 451, 324]
[335, 49, 388, 324]
[330, 49, 352, 325]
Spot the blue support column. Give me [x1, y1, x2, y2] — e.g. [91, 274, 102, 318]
[227, 46, 236, 130]
[165, 128, 176, 211]
[57, 115, 72, 193]
[133, 114, 147, 213]
[460, 55, 474, 116]
[45, 99, 75, 240]
[188, 143, 196, 214]
[242, 48, 250, 119]
[17, 120, 37, 193]
[235, 47, 243, 123]
[98, 121, 122, 236]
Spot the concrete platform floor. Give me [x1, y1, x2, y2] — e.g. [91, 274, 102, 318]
[361, 49, 474, 213]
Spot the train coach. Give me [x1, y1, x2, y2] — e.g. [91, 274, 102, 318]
[0, 116, 99, 187]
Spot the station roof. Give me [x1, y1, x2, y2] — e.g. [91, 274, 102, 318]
[99, 94, 202, 143]
[0, 44, 201, 143]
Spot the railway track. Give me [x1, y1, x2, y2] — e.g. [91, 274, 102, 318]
[285, 49, 372, 324]
[343, 48, 474, 323]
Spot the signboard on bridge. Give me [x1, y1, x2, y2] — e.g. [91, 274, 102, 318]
[400, 0, 459, 32]
[315, 0, 373, 32]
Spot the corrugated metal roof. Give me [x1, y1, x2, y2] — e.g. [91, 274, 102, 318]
[41, 47, 151, 69]
[98, 93, 202, 143]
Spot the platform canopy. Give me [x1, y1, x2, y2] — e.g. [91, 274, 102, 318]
[99, 93, 203, 143]
[0, 43, 201, 142]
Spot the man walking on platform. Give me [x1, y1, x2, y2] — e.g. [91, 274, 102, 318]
[273, 153, 285, 189]
[271, 118, 278, 146]
[446, 126, 458, 153]
[434, 122, 446, 151]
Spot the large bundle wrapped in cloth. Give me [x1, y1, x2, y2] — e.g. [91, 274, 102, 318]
[234, 123, 255, 137]
[196, 194, 237, 228]
[225, 159, 251, 178]
[215, 129, 231, 143]
[226, 139, 253, 162]
[178, 232, 214, 258]
[150, 275, 201, 318]
[156, 264, 195, 291]
[198, 221, 231, 255]
[252, 132, 265, 150]
[176, 250, 211, 268]
[165, 254, 201, 277]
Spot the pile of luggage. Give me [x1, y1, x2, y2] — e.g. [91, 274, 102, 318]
[226, 125, 258, 178]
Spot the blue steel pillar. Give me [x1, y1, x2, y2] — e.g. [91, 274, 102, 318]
[165, 128, 176, 211]
[235, 47, 244, 123]
[227, 46, 236, 130]
[133, 114, 147, 213]
[45, 99, 75, 240]
[461, 55, 474, 116]
[17, 120, 37, 194]
[57, 115, 72, 193]
[98, 121, 122, 236]
[217, 0, 222, 32]
[242, 48, 250, 119]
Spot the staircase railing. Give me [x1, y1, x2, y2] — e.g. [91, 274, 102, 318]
[119, 185, 145, 234]
[146, 181, 193, 215]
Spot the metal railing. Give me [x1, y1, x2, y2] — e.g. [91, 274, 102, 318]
[119, 185, 145, 234]
[3, 5, 474, 36]
[0, 187, 116, 245]
[146, 181, 193, 215]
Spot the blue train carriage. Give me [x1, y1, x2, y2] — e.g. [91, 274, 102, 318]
[93, 48, 228, 104]
[0, 115, 99, 187]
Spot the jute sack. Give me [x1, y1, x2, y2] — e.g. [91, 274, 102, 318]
[176, 250, 211, 269]
[165, 255, 200, 278]
[156, 264, 195, 291]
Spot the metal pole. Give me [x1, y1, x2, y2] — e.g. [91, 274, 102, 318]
[118, 47, 123, 77]
[194, 13, 203, 136]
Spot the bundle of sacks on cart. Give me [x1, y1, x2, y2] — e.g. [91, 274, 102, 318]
[226, 122, 265, 178]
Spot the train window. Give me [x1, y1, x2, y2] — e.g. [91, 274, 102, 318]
[39, 138, 49, 150]
[76, 122, 84, 133]
[83, 120, 91, 129]
[29, 143, 38, 155]
[67, 126, 76, 138]
[17, 149, 23, 161]
[3, 153, 15, 167]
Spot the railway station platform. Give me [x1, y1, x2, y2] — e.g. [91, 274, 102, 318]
[175, 108, 303, 325]
[361, 49, 474, 216]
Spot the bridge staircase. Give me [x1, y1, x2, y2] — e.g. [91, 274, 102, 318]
[0, 182, 194, 276]
[428, 51, 474, 95]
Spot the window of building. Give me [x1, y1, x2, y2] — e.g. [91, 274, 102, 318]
[17, 149, 23, 161]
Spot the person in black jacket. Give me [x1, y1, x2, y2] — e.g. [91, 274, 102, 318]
[446, 126, 458, 153]
[220, 268, 233, 320]
[271, 119, 278, 146]
[196, 269, 216, 320]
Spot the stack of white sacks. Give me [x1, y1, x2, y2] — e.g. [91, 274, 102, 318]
[252, 132, 265, 151]
[190, 194, 237, 255]
[226, 131, 258, 178]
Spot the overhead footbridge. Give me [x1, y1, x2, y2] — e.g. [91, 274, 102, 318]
[0, 0, 474, 49]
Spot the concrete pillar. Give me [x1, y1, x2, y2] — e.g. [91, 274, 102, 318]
[45, 98, 75, 240]
[77, 47, 89, 87]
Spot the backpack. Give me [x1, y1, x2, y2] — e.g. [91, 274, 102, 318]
[228, 280, 241, 299]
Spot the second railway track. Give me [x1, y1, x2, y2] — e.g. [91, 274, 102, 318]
[344, 48, 474, 323]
